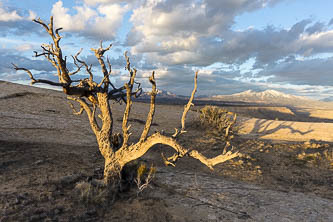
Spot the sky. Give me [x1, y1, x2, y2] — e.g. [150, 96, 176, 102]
[1, 0, 333, 100]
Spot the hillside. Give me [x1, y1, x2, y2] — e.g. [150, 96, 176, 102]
[0, 81, 332, 221]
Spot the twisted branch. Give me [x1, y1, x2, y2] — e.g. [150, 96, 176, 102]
[91, 41, 112, 90]
[118, 132, 239, 171]
[33, 16, 70, 84]
[173, 71, 198, 137]
[12, 63, 66, 87]
[67, 96, 100, 135]
[140, 71, 157, 142]
[67, 101, 84, 115]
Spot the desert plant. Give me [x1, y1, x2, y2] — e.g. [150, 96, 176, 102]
[199, 106, 237, 149]
[13, 17, 239, 189]
[134, 163, 156, 194]
[75, 181, 108, 204]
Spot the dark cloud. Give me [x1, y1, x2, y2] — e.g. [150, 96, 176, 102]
[0, 48, 86, 83]
[0, 51, 54, 74]
[306, 22, 326, 34]
[0, 20, 42, 36]
[257, 57, 333, 86]
[135, 18, 333, 71]
[329, 18, 333, 26]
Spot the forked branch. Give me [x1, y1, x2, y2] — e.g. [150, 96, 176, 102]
[118, 132, 239, 171]
[116, 71, 239, 172]
[67, 96, 100, 135]
[91, 41, 113, 90]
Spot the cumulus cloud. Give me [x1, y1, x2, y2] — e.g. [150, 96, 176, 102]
[127, 0, 285, 53]
[119, 0, 333, 96]
[51, 1, 97, 31]
[0, 49, 53, 82]
[121, 0, 333, 87]
[83, 0, 137, 6]
[0, 4, 23, 22]
[51, 0, 129, 40]
[129, 13, 333, 69]
[0, 4, 39, 35]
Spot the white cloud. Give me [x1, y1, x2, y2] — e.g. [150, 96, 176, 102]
[83, 0, 136, 6]
[52, 1, 97, 31]
[91, 4, 128, 38]
[15, 43, 34, 52]
[0, 3, 38, 22]
[51, 0, 129, 40]
[0, 3, 29, 22]
[127, 0, 294, 67]
[115, 0, 333, 97]
[28, 10, 37, 20]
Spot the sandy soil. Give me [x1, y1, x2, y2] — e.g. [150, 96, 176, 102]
[1, 81, 333, 221]
[238, 117, 333, 142]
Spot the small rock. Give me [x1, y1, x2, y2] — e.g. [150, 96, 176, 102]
[40, 212, 47, 219]
[54, 209, 61, 215]
[86, 209, 97, 216]
[34, 208, 45, 214]
[49, 185, 57, 192]
[14, 197, 21, 205]
[34, 160, 44, 165]
[22, 200, 30, 206]
[30, 215, 40, 222]
[1, 216, 9, 221]
[59, 174, 81, 185]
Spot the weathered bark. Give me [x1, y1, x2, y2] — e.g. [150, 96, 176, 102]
[13, 16, 240, 188]
[103, 156, 122, 185]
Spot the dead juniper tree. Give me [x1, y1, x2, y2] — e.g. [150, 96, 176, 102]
[13, 17, 239, 186]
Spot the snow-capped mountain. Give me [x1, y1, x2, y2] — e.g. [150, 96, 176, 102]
[137, 89, 187, 100]
[208, 90, 314, 105]
[141, 89, 176, 97]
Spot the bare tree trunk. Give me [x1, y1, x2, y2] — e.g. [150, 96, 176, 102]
[103, 156, 122, 185]
[95, 92, 122, 185]
[13, 16, 240, 191]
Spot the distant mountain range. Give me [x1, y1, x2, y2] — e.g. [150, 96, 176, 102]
[205, 90, 314, 106]
[137, 89, 332, 107]
[138, 89, 188, 100]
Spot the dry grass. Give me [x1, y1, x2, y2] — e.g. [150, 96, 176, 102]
[212, 139, 333, 198]
[75, 181, 108, 205]
[297, 146, 333, 168]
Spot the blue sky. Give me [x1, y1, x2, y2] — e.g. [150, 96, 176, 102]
[1, 0, 333, 100]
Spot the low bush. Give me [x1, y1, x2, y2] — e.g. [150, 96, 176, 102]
[199, 105, 237, 140]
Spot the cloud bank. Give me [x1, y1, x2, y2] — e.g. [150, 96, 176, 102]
[1, 0, 333, 98]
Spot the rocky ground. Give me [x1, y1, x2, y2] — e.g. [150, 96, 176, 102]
[0, 81, 333, 221]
